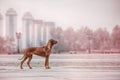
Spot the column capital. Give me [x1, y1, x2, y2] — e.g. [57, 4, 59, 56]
[23, 12, 33, 20]
[6, 8, 17, 16]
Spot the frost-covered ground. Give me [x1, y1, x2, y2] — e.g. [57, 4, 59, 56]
[0, 54, 120, 80]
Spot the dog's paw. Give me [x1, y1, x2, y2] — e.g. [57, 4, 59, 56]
[20, 67, 23, 69]
[29, 67, 32, 69]
[20, 68, 23, 69]
[45, 66, 51, 69]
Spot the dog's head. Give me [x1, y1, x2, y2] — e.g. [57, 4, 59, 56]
[49, 39, 57, 45]
[46, 39, 57, 50]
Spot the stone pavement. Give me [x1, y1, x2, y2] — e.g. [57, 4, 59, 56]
[0, 54, 120, 80]
[0, 67, 120, 80]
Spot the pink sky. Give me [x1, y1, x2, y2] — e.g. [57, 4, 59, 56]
[0, 0, 120, 33]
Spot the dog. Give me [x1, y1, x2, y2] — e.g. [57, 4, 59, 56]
[19, 39, 57, 69]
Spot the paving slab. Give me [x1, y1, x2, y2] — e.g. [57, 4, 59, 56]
[0, 54, 120, 80]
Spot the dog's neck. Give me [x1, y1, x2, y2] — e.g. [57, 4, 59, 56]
[46, 41, 53, 50]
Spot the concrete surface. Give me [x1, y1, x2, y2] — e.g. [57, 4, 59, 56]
[0, 54, 120, 80]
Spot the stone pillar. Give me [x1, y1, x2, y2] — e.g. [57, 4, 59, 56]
[6, 8, 17, 51]
[41, 24, 44, 44]
[43, 22, 47, 44]
[22, 12, 33, 49]
[34, 20, 43, 47]
[44, 22, 55, 43]
[0, 13, 3, 37]
[6, 8, 17, 40]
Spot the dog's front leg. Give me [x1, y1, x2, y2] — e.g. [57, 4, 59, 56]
[45, 55, 50, 69]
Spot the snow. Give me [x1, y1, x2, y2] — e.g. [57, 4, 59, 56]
[0, 54, 120, 80]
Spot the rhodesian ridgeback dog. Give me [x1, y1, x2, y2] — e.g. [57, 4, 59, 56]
[19, 39, 57, 69]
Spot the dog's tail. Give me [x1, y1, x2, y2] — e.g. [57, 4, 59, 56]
[18, 55, 24, 60]
[18, 50, 25, 60]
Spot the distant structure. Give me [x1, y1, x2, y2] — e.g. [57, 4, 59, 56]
[6, 8, 17, 39]
[34, 20, 43, 46]
[22, 12, 34, 49]
[0, 13, 3, 37]
[1, 8, 55, 50]
[44, 22, 55, 43]
[22, 12, 55, 49]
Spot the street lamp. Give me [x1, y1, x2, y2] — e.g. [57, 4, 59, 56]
[88, 36, 91, 54]
[16, 32, 21, 53]
[87, 32, 92, 54]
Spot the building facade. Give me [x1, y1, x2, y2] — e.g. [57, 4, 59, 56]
[0, 13, 3, 37]
[22, 12, 55, 49]
[1, 8, 55, 50]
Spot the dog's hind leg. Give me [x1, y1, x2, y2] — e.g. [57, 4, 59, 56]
[27, 55, 33, 69]
[20, 57, 27, 69]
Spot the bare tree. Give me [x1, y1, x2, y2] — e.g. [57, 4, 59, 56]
[112, 25, 120, 49]
[76, 27, 93, 53]
[93, 28, 111, 51]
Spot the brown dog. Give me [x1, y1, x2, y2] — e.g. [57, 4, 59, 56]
[19, 39, 57, 69]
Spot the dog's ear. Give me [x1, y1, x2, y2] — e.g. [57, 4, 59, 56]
[51, 39, 57, 44]
[49, 39, 53, 43]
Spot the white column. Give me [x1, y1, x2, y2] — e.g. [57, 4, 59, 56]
[22, 12, 33, 49]
[30, 20, 34, 47]
[41, 27, 44, 43]
[22, 19, 33, 49]
[43, 23, 47, 44]
[36, 20, 43, 46]
[6, 15, 10, 38]
[0, 14, 3, 37]
[22, 20, 26, 49]
[6, 8, 17, 50]
[44, 22, 55, 43]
